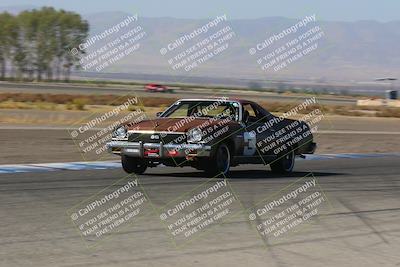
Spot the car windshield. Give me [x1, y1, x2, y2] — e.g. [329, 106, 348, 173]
[162, 100, 240, 120]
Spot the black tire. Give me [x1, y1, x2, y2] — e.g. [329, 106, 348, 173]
[270, 149, 295, 173]
[203, 143, 231, 177]
[121, 155, 147, 174]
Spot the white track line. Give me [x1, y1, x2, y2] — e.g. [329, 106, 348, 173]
[0, 153, 400, 174]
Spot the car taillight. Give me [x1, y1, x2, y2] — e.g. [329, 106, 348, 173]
[144, 148, 159, 157]
[167, 150, 179, 157]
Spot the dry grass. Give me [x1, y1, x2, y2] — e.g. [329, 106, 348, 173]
[1, 93, 400, 118]
[258, 101, 400, 118]
[0, 93, 176, 107]
[376, 108, 400, 118]
[0, 100, 59, 110]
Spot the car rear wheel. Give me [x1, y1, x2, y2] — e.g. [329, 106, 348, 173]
[121, 155, 147, 174]
[270, 149, 295, 173]
[203, 143, 231, 177]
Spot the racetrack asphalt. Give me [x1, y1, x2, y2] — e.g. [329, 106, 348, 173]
[1, 156, 399, 267]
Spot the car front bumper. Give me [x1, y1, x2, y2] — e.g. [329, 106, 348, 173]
[106, 141, 212, 158]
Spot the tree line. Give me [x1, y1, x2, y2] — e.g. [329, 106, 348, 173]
[0, 7, 88, 81]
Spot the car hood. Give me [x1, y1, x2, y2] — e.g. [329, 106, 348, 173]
[125, 117, 234, 132]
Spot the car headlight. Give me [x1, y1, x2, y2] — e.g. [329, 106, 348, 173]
[187, 128, 202, 143]
[113, 126, 127, 138]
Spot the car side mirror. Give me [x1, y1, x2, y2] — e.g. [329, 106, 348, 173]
[156, 112, 162, 117]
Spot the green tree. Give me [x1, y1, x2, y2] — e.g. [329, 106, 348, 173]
[17, 10, 40, 80]
[59, 11, 88, 81]
[0, 12, 16, 79]
[1, 7, 89, 81]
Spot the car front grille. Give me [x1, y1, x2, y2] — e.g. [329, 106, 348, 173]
[128, 132, 187, 144]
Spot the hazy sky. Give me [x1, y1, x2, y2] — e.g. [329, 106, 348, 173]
[0, 0, 399, 21]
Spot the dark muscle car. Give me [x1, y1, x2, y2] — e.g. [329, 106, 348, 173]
[107, 98, 316, 176]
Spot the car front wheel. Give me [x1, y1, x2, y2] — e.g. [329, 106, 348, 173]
[203, 143, 231, 177]
[121, 155, 147, 174]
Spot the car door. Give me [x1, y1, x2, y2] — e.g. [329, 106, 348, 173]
[242, 103, 277, 158]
